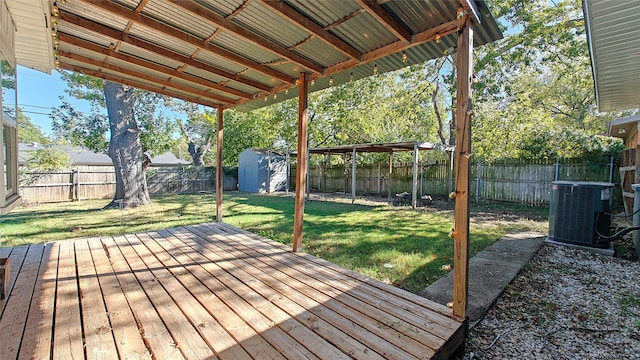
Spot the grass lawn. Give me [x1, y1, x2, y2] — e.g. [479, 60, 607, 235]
[0, 193, 547, 293]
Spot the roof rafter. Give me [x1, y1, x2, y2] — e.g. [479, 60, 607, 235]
[165, 0, 324, 74]
[258, 0, 362, 60]
[324, 9, 365, 31]
[59, 50, 238, 105]
[59, 10, 273, 92]
[326, 19, 459, 76]
[355, 0, 412, 42]
[84, 0, 296, 84]
[60, 63, 223, 108]
[54, 35, 247, 99]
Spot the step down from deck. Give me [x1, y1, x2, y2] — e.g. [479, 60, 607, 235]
[0, 257, 9, 300]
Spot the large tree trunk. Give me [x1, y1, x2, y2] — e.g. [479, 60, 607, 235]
[179, 121, 210, 166]
[104, 81, 151, 208]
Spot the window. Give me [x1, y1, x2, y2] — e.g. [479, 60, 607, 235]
[1, 58, 19, 213]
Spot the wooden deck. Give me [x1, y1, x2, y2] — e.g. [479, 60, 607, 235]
[0, 222, 466, 360]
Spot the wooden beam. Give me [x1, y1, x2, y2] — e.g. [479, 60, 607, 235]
[61, 34, 253, 99]
[84, 0, 296, 84]
[292, 72, 309, 252]
[226, 0, 251, 19]
[356, 0, 412, 42]
[325, 19, 458, 76]
[216, 107, 224, 222]
[453, 17, 473, 319]
[59, 11, 273, 92]
[324, 9, 365, 30]
[59, 50, 238, 105]
[59, 63, 223, 108]
[134, 0, 150, 13]
[259, 0, 362, 60]
[165, 0, 323, 74]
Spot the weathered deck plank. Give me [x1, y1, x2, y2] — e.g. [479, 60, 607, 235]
[18, 242, 58, 360]
[76, 238, 120, 359]
[87, 237, 151, 359]
[0, 223, 466, 360]
[53, 239, 85, 360]
[0, 244, 45, 359]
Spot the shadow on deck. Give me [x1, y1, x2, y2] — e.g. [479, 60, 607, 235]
[0, 222, 466, 359]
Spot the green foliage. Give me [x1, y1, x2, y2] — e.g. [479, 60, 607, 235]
[515, 125, 625, 163]
[51, 99, 109, 152]
[52, 71, 178, 156]
[17, 108, 49, 144]
[22, 148, 70, 171]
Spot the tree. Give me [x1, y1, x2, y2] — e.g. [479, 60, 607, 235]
[17, 108, 49, 144]
[174, 103, 216, 166]
[52, 72, 177, 208]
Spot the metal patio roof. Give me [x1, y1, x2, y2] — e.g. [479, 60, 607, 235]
[28, 0, 504, 111]
[584, 0, 640, 111]
[291, 140, 453, 156]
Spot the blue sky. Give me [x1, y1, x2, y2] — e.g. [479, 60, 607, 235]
[17, 65, 93, 135]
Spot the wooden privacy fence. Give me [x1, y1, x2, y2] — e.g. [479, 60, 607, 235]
[295, 158, 617, 205]
[19, 166, 238, 204]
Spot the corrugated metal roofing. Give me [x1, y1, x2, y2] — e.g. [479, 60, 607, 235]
[333, 12, 398, 53]
[233, 1, 311, 49]
[584, 0, 640, 111]
[9, 0, 502, 110]
[142, 0, 216, 40]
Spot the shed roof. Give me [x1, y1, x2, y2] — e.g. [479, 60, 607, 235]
[608, 114, 640, 141]
[291, 141, 453, 156]
[584, 0, 640, 111]
[12, 0, 501, 111]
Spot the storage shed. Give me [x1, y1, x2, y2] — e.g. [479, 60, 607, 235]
[238, 149, 287, 193]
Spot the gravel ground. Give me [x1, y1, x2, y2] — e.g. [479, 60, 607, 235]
[464, 242, 640, 359]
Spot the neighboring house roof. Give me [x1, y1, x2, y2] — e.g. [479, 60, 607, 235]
[19, 143, 191, 167]
[584, 0, 640, 111]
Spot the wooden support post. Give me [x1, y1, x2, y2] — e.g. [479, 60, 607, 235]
[388, 152, 393, 204]
[293, 73, 309, 252]
[453, 15, 473, 319]
[412, 143, 418, 209]
[216, 107, 224, 222]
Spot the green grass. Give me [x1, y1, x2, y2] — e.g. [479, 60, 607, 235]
[0, 193, 539, 293]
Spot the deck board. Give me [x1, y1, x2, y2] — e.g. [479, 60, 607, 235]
[0, 223, 467, 360]
[19, 242, 58, 360]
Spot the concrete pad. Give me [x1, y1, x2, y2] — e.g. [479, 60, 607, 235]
[544, 237, 614, 256]
[419, 231, 545, 327]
